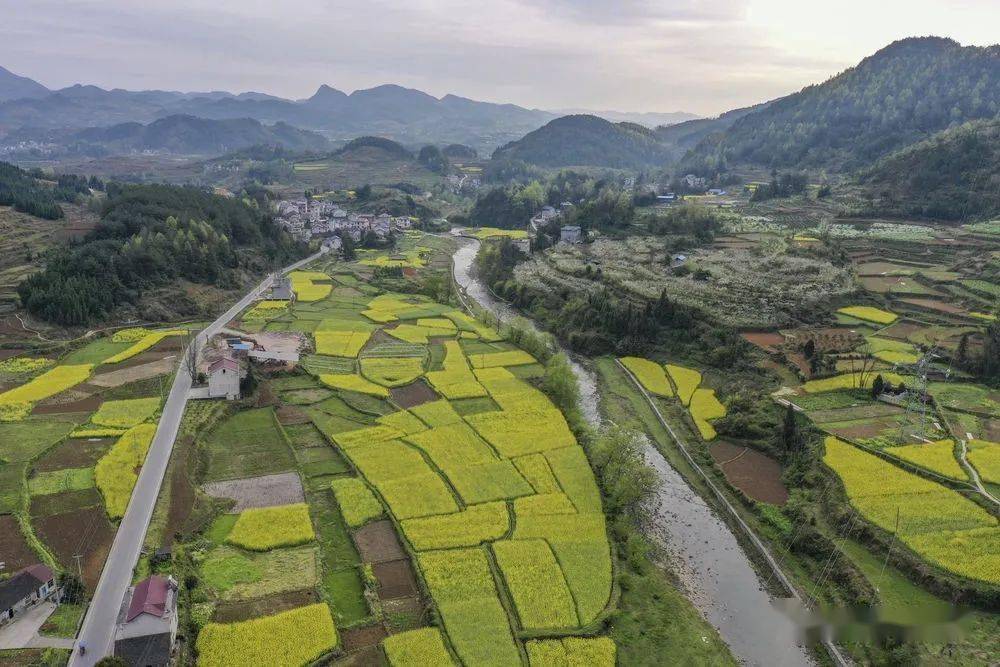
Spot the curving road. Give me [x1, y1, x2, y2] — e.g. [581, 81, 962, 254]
[70, 250, 324, 666]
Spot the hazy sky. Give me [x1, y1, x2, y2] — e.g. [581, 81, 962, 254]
[2, 0, 998, 115]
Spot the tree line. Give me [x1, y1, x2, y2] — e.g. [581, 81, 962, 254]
[0, 162, 98, 219]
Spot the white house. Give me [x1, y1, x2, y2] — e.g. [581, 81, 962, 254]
[208, 357, 242, 400]
[0, 564, 57, 626]
[114, 575, 179, 667]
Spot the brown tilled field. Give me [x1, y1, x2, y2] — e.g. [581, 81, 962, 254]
[0, 515, 40, 571]
[373, 559, 420, 600]
[211, 589, 321, 623]
[389, 380, 437, 408]
[34, 504, 115, 589]
[34, 438, 114, 472]
[353, 520, 407, 563]
[710, 441, 789, 505]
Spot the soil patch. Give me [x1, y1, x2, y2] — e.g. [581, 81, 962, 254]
[163, 437, 196, 546]
[373, 559, 419, 600]
[202, 472, 304, 512]
[30, 488, 102, 517]
[110, 349, 174, 371]
[879, 321, 924, 341]
[0, 348, 26, 361]
[353, 520, 406, 563]
[32, 394, 103, 416]
[0, 515, 39, 571]
[341, 625, 389, 653]
[898, 298, 966, 315]
[276, 405, 311, 425]
[828, 418, 899, 440]
[211, 589, 320, 623]
[740, 332, 784, 353]
[389, 380, 437, 409]
[34, 438, 114, 472]
[709, 441, 789, 505]
[89, 357, 175, 388]
[981, 419, 1000, 442]
[382, 597, 426, 633]
[35, 505, 114, 589]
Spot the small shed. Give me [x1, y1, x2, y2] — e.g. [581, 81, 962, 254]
[114, 575, 179, 667]
[559, 226, 583, 244]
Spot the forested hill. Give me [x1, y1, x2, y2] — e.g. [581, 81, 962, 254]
[71, 115, 330, 155]
[856, 118, 1000, 221]
[0, 161, 93, 219]
[682, 37, 1000, 173]
[492, 115, 672, 168]
[18, 184, 303, 325]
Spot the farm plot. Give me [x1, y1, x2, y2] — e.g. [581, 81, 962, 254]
[823, 436, 999, 584]
[619, 357, 673, 397]
[709, 442, 788, 505]
[196, 603, 338, 667]
[94, 423, 157, 519]
[226, 503, 315, 551]
[203, 407, 295, 482]
[888, 440, 966, 480]
[290, 271, 333, 302]
[836, 306, 898, 325]
[202, 472, 305, 512]
[967, 440, 1000, 484]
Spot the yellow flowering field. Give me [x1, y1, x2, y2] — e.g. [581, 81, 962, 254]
[689, 388, 727, 441]
[243, 300, 289, 320]
[104, 330, 185, 363]
[90, 397, 160, 429]
[493, 539, 579, 629]
[112, 327, 154, 343]
[314, 328, 373, 357]
[290, 271, 333, 301]
[526, 637, 616, 666]
[330, 478, 383, 528]
[823, 436, 999, 583]
[196, 603, 337, 667]
[465, 407, 576, 457]
[837, 305, 898, 324]
[386, 323, 455, 344]
[382, 628, 454, 666]
[318, 373, 389, 397]
[619, 357, 673, 397]
[889, 439, 965, 480]
[512, 454, 561, 494]
[425, 341, 487, 399]
[376, 409, 427, 435]
[803, 371, 906, 393]
[401, 502, 509, 550]
[468, 350, 536, 369]
[0, 357, 54, 376]
[665, 364, 701, 405]
[226, 503, 316, 551]
[0, 364, 93, 409]
[95, 423, 157, 519]
[444, 310, 502, 342]
[967, 439, 1000, 484]
[468, 227, 529, 240]
[409, 399, 462, 427]
[417, 548, 521, 667]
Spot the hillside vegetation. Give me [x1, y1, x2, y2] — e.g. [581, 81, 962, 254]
[18, 183, 302, 324]
[683, 37, 1000, 172]
[492, 115, 672, 168]
[857, 118, 1000, 221]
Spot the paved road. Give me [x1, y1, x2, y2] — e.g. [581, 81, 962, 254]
[70, 251, 324, 666]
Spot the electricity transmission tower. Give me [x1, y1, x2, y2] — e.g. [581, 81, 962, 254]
[896, 347, 946, 442]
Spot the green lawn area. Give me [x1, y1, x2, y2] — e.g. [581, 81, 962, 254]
[202, 408, 295, 482]
[39, 603, 84, 637]
[29, 468, 94, 496]
[62, 338, 132, 365]
[202, 545, 319, 601]
[0, 417, 80, 462]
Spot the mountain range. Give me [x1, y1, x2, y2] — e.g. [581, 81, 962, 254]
[0, 69, 697, 155]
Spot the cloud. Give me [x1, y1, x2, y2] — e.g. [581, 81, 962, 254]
[0, 0, 995, 116]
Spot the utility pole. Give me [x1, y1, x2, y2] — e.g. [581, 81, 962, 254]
[73, 554, 84, 581]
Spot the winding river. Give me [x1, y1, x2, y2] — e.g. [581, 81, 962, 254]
[452, 236, 814, 666]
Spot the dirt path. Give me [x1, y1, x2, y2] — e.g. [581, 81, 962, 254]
[958, 438, 1000, 507]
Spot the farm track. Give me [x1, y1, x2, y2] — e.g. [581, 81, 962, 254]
[958, 439, 1000, 507]
[71, 249, 326, 666]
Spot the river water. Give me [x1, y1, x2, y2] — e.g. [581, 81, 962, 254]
[452, 236, 814, 666]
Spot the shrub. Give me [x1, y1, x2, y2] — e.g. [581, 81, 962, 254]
[401, 502, 508, 550]
[493, 539, 579, 629]
[196, 603, 338, 667]
[226, 503, 316, 551]
[330, 478, 383, 528]
[382, 627, 453, 666]
[95, 423, 157, 519]
[90, 397, 160, 428]
[619, 357, 673, 397]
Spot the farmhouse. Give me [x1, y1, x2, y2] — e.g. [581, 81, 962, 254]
[512, 237, 531, 255]
[269, 276, 295, 301]
[114, 575, 179, 667]
[208, 357, 242, 400]
[560, 225, 583, 244]
[0, 564, 57, 626]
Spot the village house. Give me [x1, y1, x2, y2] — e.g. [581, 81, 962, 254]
[114, 575, 179, 667]
[207, 357, 242, 400]
[559, 225, 583, 244]
[0, 564, 57, 626]
[512, 237, 532, 255]
[269, 275, 295, 301]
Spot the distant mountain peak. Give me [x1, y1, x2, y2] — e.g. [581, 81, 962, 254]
[0, 65, 50, 102]
[307, 84, 347, 104]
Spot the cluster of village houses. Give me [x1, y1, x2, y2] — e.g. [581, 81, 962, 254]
[274, 198, 414, 247]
